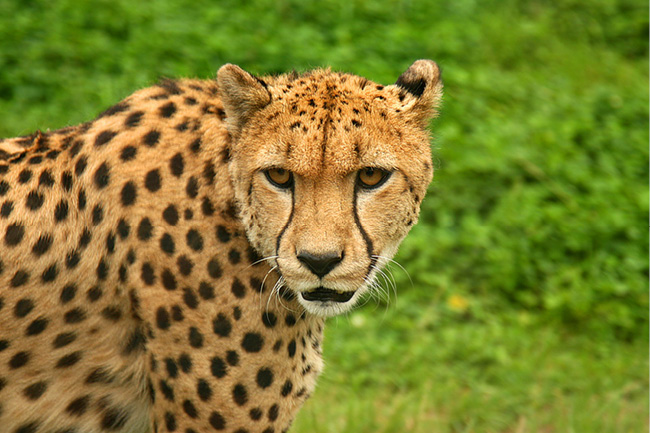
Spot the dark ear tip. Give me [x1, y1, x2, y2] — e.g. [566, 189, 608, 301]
[394, 59, 442, 99]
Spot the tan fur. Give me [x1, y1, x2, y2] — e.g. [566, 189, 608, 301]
[0, 60, 441, 432]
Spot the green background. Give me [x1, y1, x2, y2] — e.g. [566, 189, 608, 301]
[0, 0, 647, 431]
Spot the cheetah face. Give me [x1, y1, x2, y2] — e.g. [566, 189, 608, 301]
[218, 61, 442, 317]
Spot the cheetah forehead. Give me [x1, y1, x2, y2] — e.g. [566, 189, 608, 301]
[234, 70, 430, 177]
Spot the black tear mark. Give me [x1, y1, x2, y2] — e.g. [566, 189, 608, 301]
[352, 186, 376, 275]
[274, 185, 295, 257]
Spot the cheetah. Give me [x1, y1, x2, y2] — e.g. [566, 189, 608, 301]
[0, 60, 442, 433]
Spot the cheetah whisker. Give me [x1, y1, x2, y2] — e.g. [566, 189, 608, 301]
[369, 265, 395, 310]
[243, 255, 279, 271]
[371, 254, 413, 287]
[259, 265, 279, 311]
[267, 275, 287, 313]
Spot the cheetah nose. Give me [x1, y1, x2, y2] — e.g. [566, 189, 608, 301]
[297, 251, 343, 278]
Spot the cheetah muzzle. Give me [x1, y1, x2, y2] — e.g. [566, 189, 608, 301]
[0, 60, 442, 433]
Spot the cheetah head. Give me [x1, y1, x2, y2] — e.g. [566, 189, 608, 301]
[218, 60, 442, 317]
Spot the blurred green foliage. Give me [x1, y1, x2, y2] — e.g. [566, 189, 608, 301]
[0, 0, 645, 336]
[0, 0, 647, 430]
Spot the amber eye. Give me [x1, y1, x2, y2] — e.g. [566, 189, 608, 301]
[264, 168, 293, 188]
[357, 167, 390, 189]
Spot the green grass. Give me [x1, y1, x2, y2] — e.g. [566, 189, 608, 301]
[294, 298, 647, 432]
[0, 0, 647, 431]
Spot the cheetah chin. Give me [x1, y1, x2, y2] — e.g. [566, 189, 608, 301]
[296, 287, 360, 317]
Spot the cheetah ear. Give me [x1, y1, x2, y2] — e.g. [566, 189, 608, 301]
[217, 64, 271, 135]
[388, 59, 443, 126]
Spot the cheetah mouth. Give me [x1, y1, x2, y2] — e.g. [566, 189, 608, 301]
[300, 287, 355, 303]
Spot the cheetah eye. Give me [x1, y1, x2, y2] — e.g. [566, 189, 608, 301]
[357, 167, 391, 189]
[264, 168, 294, 189]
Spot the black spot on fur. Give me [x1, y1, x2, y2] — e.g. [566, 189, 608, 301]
[53, 332, 76, 348]
[137, 218, 153, 240]
[281, 379, 293, 397]
[161, 269, 177, 290]
[183, 288, 198, 309]
[74, 155, 88, 176]
[226, 350, 239, 366]
[60, 284, 76, 304]
[162, 205, 179, 225]
[262, 312, 277, 328]
[38, 170, 54, 187]
[206, 258, 222, 280]
[87, 286, 102, 302]
[63, 308, 85, 323]
[53, 200, 68, 222]
[177, 255, 193, 276]
[56, 351, 82, 368]
[160, 233, 175, 255]
[14, 421, 40, 433]
[61, 171, 74, 190]
[186, 229, 203, 251]
[213, 313, 232, 337]
[94, 130, 117, 147]
[249, 408, 263, 421]
[199, 281, 215, 300]
[232, 383, 248, 406]
[179, 353, 192, 373]
[210, 356, 227, 378]
[120, 145, 137, 161]
[159, 102, 176, 119]
[202, 197, 215, 216]
[15, 299, 34, 317]
[185, 176, 199, 198]
[170, 153, 184, 177]
[26, 317, 49, 335]
[98, 101, 130, 118]
[256, 367, 274, 389]
[287, 340, 296, 358]
[231, 278, 246, 298]
[183, 399, 198, 418]
[11, 270, 29, 287]
[190, 137, 202, 153]
[143, 130, 161, 147]
[41, 264, 58, 283]
[66, 395, 90, 416]
[156, 307, 170, 330]
[23, 381, 47, 400]
[189, 327, 204, 348]
[120, 181, 137, 206]
[85, 367, 113, 384]
[101, 406, 129, 430]
[144, 169, 161, 192]
[209, 411, 226, 430]
[92, 204, 103, 225]
[18, 169, 32, 183]
[93, 162, 110, 189]
[26, 190, 44, 210]
[242, 333, 264, 353]
[158, 78, 183, 95]
[117, 219, 130, 239]
[141, 263, 155, 285]
[125, 111, 144, 128]
[197, 379, 212, 401]
[1, 201, 13, 218]
[123, 329, 146, 355]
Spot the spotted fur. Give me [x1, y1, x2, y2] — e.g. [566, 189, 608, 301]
[0, 60, 442, 433]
